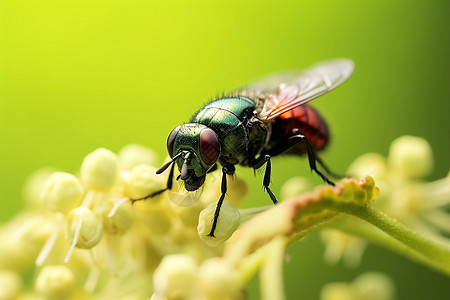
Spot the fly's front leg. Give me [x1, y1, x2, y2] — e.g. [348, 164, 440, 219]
[130, 163, 175, 204]
[249, 155, 279, 205]
[208, 164, 235, 237]
[207, 163, 218, 173]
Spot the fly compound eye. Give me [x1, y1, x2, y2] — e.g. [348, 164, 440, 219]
[199, 128, 220, 166]
[167, 125, 181, 158]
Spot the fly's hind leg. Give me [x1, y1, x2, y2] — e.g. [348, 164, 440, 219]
[265, 129, 335, 186]
[315, 156, 345, 179]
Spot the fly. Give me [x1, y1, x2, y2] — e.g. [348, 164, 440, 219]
[133, 59, 354, 237]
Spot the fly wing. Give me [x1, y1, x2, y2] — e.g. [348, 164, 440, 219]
[241, 59, 354, 122]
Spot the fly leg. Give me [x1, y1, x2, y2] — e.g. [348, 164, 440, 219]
[315, 156, 345, 179]
[302, 139, 335, 186]
[130, 163, 175, 204]
[266, 130, 335, 186]
[207, 163, 218, 173]
[208, 165, 235, 237]
[248, 155, 279, 205]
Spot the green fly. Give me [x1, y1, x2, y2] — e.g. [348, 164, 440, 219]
[133, 59, 354, 237]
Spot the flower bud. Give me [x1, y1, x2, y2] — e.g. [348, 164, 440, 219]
[280, 177, 312, 200]
[320, 282, 354, 300]
[198, 201, 240, 247]
[175, 201, 205, 228]
[66, 207, 103, 249]
[153, 254, 198, 299]
[388, 136, 433, 179]
[0, 270, 21, 300]
[40, 172, 83, 213]
[118, 144, 158, 171]
[198, 258, 241, 300]
[225, 175, 248, 208]
[0, 214, 55, 270]
[321, 272, 395, 300]
[23, 168, 58, 209]
[320, 229, 367, 267]
[353, 272, 395, 300]
[123, 164, 165, 200]
[137, 203, 172, 236]
[201, 175, 247, 208]
[80, 148, 119, 191]
[101, 197, 133, 234]
[347, 153, 388, 180]
[35, 265, 75, 300]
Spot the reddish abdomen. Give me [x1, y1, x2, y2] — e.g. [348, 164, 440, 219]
[273, 105, 329, 152]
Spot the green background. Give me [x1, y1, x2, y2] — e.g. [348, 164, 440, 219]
[1, 0, 449, 298]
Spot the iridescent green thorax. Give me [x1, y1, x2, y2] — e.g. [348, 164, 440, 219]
[191, 97, 255, 125]
[167, 96, 269, 191]
[190, 97, 262, 165]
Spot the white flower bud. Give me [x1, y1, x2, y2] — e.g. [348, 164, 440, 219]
[353, 272, 395, 300]
[23, 168, 58, 209]
[347, 153, 388, 180]
[198, 258, 241, 300]
[320, 229, 367, 268]
[66, 207, 103, 249]
[0, 214, 55, 270]
[118, 144, 158, 171]
[0, 270, 21, 300]
[40, 172, 83, 213]
[198, 201, 240, 247]
[80, 148, 119, 191]
[101, 197, 133, 234]
[388, 136, 433, 179]
[123, 164, 165, 199]
[153, 254, 198, 299]
[225, 175, 248, 207]
[202, 175, 247, 208]
[35, 265, 75, 300]
[280, 176, 312, 200]
[136, 203, 172, 236]
[320, 282, 354, 300]
[320, 272, 395, 300]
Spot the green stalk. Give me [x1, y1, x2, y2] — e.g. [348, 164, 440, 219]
[260, 236, 286, 300]
[337, 204, 450, 275]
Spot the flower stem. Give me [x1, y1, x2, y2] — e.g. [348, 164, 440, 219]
[235, 235, 288, 298]
[260, 236, 286, 300]
[338, 204, 450, 275]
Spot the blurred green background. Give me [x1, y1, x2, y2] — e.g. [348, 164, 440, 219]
[0, 0, 449, 298]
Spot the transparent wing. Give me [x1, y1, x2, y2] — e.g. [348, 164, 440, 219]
[241, 59, 354, 122]
[167, 180, 202, 207]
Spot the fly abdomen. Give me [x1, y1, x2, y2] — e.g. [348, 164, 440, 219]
[271, 105, 329, 154]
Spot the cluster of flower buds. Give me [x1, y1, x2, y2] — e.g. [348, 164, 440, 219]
[0, 144, 248, 299]
[0, 136, 447, 299]
[320, 136, 450, 268]
[320, 272, 395, 300]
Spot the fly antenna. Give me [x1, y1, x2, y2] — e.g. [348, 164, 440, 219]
[156, 152, 182, 174]
[180, 152, 191, 180]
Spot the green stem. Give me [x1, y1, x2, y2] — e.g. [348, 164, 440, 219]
[330, 217, 445, 273]
[239, 205, 272, 222]
[337, 204, 450, 275]
[260, 236, 286, 300]
[236, 246, 266, 286]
